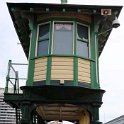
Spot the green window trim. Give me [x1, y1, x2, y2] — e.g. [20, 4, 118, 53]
[76, 23, 90, 58]
[26, 18, 37, 86]
[90, 17, 99, 89]
[46, 21, 53, 85]
[52, 21, 74, 55]
[36, 22, 51, 56]
[31, 55, 95, 62]
[35, 19, 95, 87]
[36, 20, 91, 60]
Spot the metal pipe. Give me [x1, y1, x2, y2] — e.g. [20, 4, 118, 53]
[11, 63, 28, 65]
[4, 60, 12, 93]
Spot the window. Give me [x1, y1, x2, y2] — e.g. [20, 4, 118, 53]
[37, 23, 50, 56]
[53, 22, 73, 55]
[36, 21, 90, 58]
[76, 24, 89, 57]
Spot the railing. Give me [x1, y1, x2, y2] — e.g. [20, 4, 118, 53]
[4, 60, 28, 94]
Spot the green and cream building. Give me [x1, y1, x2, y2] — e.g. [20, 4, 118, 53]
[4, 2, 122, 124]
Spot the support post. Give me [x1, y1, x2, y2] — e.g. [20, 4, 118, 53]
[5, 60, 12, 93]
[20, 101, 33, 124]
[91, 103, 102, 124]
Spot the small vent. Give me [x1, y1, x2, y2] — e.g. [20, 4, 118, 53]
[101, 9, 111, 15]
[60, 80, 64, 84]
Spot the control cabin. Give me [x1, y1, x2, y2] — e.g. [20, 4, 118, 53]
[4, 2, 122, 124]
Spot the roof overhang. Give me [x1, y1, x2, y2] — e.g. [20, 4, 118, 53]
[7, 3, 122, 58]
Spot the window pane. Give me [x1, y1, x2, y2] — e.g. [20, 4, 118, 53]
[77, 41, 88, 57]
[37, 40, 49, 56]
[53, 23, 73, 54]
[39, 24, 49, 40]
[37, 23, 50, 56]
[77, 24, 88, 42]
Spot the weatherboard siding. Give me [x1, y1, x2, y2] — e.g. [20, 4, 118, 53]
[51, 57, 73, 80]
[34, 57, 47, 81]
[78, 58, 91, 83]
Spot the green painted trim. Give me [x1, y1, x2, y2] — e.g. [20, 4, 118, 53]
[73, 22, 78, 86]
[46, 57, 52, 85]
[26, 17, 37, 86]
[90, 16, 98, 89]
[95, 33, 100, 88]
[74, 57, 78, 86]
[46, 21, 53, 85]
[48, 21, 53, 55]
[93, 17, 101, 88]
[32, 17, 93, 87]
[32, 55, 95, 62]
[74, 21, 77, 55]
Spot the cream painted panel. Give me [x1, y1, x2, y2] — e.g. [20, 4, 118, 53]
[52, 62, 73, 66]
[34, 75, 46, 81]
[51, 74, 73, 78]
[51, 70, 73, 75]
[78, 72, 90, 77]
[34, 66, 47, 72]
[51, 74, 73, 80]
[51, 57, 73, 80]
[78, 59, 90, 65]
[78, 76, 91, 83]
[35, 62, 47, 67]
[78, 63, 90, 69]
[34, 71, 46, 76]
[78, 58, 91, 83]
[52, 66, 73, 70]
[35, 58, 47, 64]
[78, 68, 90, 73]
[34, 57, 47, 81]
[52, 57, 73, 62]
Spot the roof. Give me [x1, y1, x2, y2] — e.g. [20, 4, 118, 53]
[105, 115, 124, 124]
[7, 3, 122, 58]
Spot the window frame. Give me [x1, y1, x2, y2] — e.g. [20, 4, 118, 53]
[51, 21, 74, 55]
[76, 22, 90, 58]
[36, 20, 90, 59]
[36, 22, 51, 56]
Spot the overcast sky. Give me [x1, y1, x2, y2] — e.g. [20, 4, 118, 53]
[0, 0, 124, 123]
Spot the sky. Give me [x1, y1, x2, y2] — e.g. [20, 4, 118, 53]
[0, 0, 124, 123]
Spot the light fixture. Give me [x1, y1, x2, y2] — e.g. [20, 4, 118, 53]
[112, 16, 120, 28]
[97, 16, 120, 36]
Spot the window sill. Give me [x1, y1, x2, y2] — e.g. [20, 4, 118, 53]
[31, 54, 95, 62]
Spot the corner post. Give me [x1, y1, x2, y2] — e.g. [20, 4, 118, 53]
[20, 101, 33, 124]
[26, 13, 37, 86]
[91, 103, 102, 124]
[20, 88, 35, 124]
[5, 60, 12, 93]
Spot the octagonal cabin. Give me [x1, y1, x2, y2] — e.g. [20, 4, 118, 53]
[8, 3, 122, 88]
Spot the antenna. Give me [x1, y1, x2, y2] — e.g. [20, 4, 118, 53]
[61, 0, 67, 4]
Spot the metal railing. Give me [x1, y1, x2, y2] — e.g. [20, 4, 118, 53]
[4, 60, 28, 94]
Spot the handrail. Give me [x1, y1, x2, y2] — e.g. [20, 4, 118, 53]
[4, 60, 28, 94]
